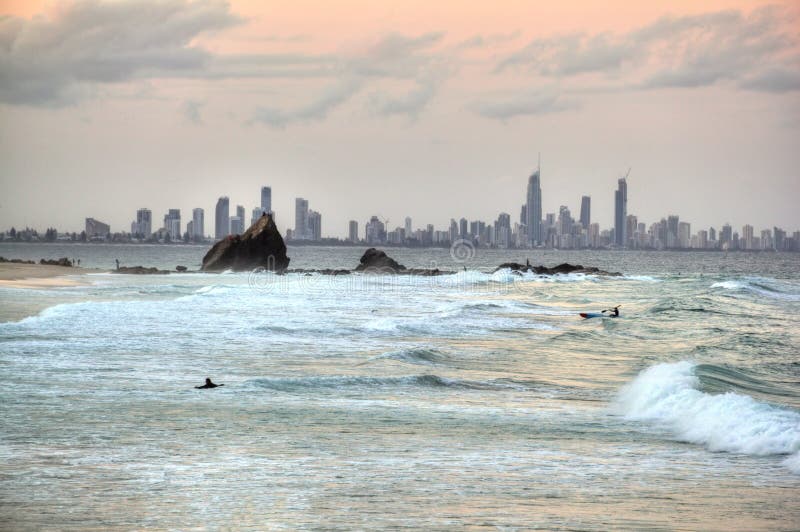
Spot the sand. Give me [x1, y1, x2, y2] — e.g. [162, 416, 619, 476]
[0, 263, 104, 288]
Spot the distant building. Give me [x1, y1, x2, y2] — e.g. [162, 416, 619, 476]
[251, 207, 263, 227]
[85, 218, 110, 238]
[134, 208, 152, 237]
[404, 217, 412, 238]
[192, 208, 204, 239]
[163, 209, 181, 240]
[229, 216, 244, 235]
[614, 177, 627, 247]
[526, 163, 542, 245]
[579, 196, 591, 229]
[308, 210, 322, 241]
[215, 196, 229, 240]
[459, 218, 468, 239]
[295, 198, 309, 240]
[348, 220, 359, 243]
[260, 186, 272, 215]
[236, 205, 245, 230]
[365, 216, 386, 245]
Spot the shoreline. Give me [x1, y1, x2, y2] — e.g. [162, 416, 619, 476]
[0, 263, 104, 288]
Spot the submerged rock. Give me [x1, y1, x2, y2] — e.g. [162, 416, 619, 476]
[354, 248, 406, 273]
[494, 262, 621, 276]
[114, 266, 170, 275]
[201, 214, 290, 272]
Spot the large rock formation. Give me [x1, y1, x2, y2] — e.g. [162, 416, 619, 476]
[201, 214, 290, 272]
[354, 248, 407, 273]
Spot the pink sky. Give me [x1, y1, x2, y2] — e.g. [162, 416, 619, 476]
[0, 0, 798, 236]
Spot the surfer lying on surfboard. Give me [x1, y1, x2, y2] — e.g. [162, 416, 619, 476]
[580, 305, 620, 319]
[602, 305, 620, 317]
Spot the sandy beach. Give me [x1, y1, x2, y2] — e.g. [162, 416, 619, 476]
[0, 263, 103, 288]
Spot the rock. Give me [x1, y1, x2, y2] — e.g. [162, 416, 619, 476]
[113, 266, 170, 275]
[0, 257, 35, 264]
[354, 248, 406, 273]
[494, 262, 621, 276]
[175, 265, 187, 272]
[39, 257, 72, 267]
[201, 214, 290, 272]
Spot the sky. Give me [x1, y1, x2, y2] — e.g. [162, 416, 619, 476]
[1, 0, 798, 237]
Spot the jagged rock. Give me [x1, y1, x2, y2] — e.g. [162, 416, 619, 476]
[39, 257, 73, 267]
[201, 214, 290, 272]
[114, 266, 170, 275]
[494, 262, 621, 276]
[354, 248, 406, 273]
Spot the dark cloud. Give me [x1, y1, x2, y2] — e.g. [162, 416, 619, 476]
[0, 0, 244, 105]
[469, 91, 578, 120]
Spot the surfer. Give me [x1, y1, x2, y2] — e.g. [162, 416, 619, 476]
[602, 305, 620, 317]
[195, 378, 224, 389]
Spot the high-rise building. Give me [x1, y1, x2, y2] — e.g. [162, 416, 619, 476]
[348, 220, 359, 243]
[215, 197, 229, 240]
[229, 216, 243, 235]
[192, 208, 204, 239]
[135, 208, 152, 238]
[163, 209, 181, 240]
[308, 210, 322, 241]
[260, 186, 272, 215]
[678, 222, 691, 249]
[404, 217, 412, 238]
[251, 207, 263, 227]
[614, 177, 627, 247]
[236, 205, 245, 230]
[85, 218, 110, 238]
[579, 196, 591, 229]
[742, 224, 754, 250]
[295, 198, 309, 240]
[459, 218, 468, 239]
[526, 162, 542, 245]
[365, 216, 386, 245]
[557, 206, 572, 236]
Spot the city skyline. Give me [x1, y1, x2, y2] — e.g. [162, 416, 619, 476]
[1, 1, 799, 236]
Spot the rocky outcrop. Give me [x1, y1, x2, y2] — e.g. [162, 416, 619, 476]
[354, 248, 406, 273]
[113, 266, 170, 275]
[201, 214, 290, 272]
[175, 265, 188, 272]
[494, 262, 621, 276]
[0, 257, 35, 264]
[40, 257, 73, 267]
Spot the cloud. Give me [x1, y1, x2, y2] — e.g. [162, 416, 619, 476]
[470, 91, 578, 120]
[251, 78, 363, 127]
[739, 66, 800, 93]
[498, 5, 800, 93]
[0, 0, 244, 105]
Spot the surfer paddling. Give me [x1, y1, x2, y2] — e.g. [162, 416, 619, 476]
[196, 378, 224, 389]
[602, 305, 620, 317]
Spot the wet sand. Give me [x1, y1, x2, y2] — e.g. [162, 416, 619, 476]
[0, 263, 104, 288]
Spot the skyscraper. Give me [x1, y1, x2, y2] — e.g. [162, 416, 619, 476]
[526, 161, 542, 246]
[236, 205, 245, 230]
[260, 186, 272, 215]
[163, 209, 181, 240]
[192, 208, 204, 239]
[215, 196, 229, 240]
[405, 217, 412, 238]
[579, 196, 591, 229]
[136, 208, 152, 237]
[614, 177, 627, 247]
[349, 220, 359, 243]
[308, 210, 322, 241]
[251, 207, 263, 227]
[295, 198, 309, 240]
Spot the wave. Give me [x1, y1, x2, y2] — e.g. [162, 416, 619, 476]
[367, 347, 450, 366]
[616, 361, 800, 472]
[711, 277, 800, 301]
[246, 374, 516, 392]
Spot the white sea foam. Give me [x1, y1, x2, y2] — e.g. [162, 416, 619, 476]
[616, 361, 800, 472]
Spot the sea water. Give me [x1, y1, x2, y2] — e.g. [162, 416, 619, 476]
[0, 244, 798, 530]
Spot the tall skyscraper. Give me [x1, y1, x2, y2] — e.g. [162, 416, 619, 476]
[235, 205, 245, 230]
[215, 196, 229, 240]
[526, 161, 542, 246]
[229, 216, 243, 235]
[579, 196, 591, 229]
[405, 217, 412, 237]
[163, 209, 181, 240]
[614, 177, 628, 247]
[260, 186, 272, 215]
[135, 208, 152, 237]
[295, 198, 309, 240]
[192, 208, 204, 239]
[308, 210, 322, 241]
[459, 218, 468, 239]
[251, 207, 263, 227]
[348, 220, 359, 243]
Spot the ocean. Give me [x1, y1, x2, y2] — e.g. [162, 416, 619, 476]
[1, 243, 798, 530]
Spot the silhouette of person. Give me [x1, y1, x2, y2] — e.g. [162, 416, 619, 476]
[196, 378, 223, 389]
[115, 259, 120, 270]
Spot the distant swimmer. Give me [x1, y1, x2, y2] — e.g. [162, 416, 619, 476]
[602, 305, 621, 317]
[195, 378, 224, 389]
